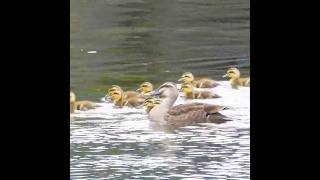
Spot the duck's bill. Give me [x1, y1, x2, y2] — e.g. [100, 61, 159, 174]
[144, 89, 160, 97]
[178, 78, 184, 82]
[222, 74, 228, 78]
[136, 88, 142, 92]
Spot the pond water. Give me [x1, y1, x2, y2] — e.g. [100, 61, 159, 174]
[70, 0, 250, 179]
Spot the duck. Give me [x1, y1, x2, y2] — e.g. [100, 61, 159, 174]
[147, 82, 229, 127]
[110, 89, 144, 108]
[223, 67, 250, 89]
[105, 85, 142, 102]
[70, 91, 98, 113]
[180, 83, 221, 99]
[143, 97, 162, 113]
[178, 72, 219, 88]
[136, 82, 154, 95]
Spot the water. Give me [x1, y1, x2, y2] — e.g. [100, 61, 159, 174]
[70, 0, 250, 179]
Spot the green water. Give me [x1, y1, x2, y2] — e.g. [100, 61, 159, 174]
[70, 0, 250, 101]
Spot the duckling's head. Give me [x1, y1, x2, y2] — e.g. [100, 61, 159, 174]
[70, 91, 76, 103]
[107, 85, 122, 96]
[180, 83, 194, 94]
[178, 72, 194, 83]
[223, 68, 240, 79]
[110, 89, 123, 102]
[144, 97, 156, 107]
[137, 82, 153, 94]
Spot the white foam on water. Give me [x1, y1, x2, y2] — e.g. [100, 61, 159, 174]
[71, 81, 249, 127]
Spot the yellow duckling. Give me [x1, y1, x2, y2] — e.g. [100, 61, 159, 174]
[223, 67, 250, 89]
[180, 83, 221, 99]
[178, 72, 219, 88]
[110, 89, 144, 108]
[70, 91, 98, 113]
[107, 85, 142, 100]
[143, 97, 162, 113]
[136, 82, 154, 94]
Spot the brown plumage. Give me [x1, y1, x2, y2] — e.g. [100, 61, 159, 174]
[148, 82, 230, 127]
[165, 103, 228, 126]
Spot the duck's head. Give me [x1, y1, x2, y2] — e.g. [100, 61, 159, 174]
[107, 85, 122, 96]
[180, 83, 194, 94]
[147, 82, 178, 99]
[223, 68, 240, 79]
[136, 82, 153, 94]
[110, 89, 123, 102]
[70, 91, 76, 103]
[178, 72, 194, 83]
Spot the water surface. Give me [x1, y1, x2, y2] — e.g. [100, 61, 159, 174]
[70, 0, 250, 179]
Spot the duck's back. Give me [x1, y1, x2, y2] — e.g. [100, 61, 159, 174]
[164, 103, 228, 126]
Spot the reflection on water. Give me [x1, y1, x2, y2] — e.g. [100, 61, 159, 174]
[71, 0, 249, 179]
[71, 117, 249, 179]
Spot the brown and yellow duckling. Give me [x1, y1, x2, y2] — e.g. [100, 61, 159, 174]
[107, 85, 141, 99]
[178, 72, 219, 88]
[70, 91, 98, 113]
[180, 83, 221, 99]
[143, 97, 162, 113]
[110, 89, 144, 108]
[136, 82, 154, 95]
[223, 67, 250, 89]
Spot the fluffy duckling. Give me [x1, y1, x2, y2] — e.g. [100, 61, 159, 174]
[105, 85, 142, 102]
[223, 67, 250, 89]
[180, 83, 221, 99]
[147, 82, 229, 127]
[144, 97, 162, 113]
[70, 91, 98, 113]
[178, 72, 219, 88]
[136, 82, 154, 95]
[111, 89, 144, 108]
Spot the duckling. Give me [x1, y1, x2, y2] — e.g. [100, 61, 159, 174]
[223, 67, 250, 89]
[106, 85, 142, 102]
[70, 91, 98, 113]
[180, 83, 221, 99]
[147, 82, 230, 127]
[178, 72, 219, 88]
[136, 82, 154, 95]
[111, 89, 144, 108]
[143, 97, 162, 113]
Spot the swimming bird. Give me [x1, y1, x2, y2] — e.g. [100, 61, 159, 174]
[147, 82, 229, 127]
[178, 72, 219, 88]
[223, 67, 250, 89]
[105, 85, 142, 102]
[111, 89, 144, 108]
[136, 82, 154, 95]
[180, 83, 221, 99]
[70, 91, 98, 113]
[143, 97, 162, 113]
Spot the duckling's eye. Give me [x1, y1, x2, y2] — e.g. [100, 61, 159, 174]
[142, 85, 148, 87]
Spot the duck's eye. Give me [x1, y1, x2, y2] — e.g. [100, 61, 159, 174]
[142, 85, 148, 87]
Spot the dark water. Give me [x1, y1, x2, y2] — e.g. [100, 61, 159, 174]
[70, 0, 250, 179]
[70, 0, 249, 100]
